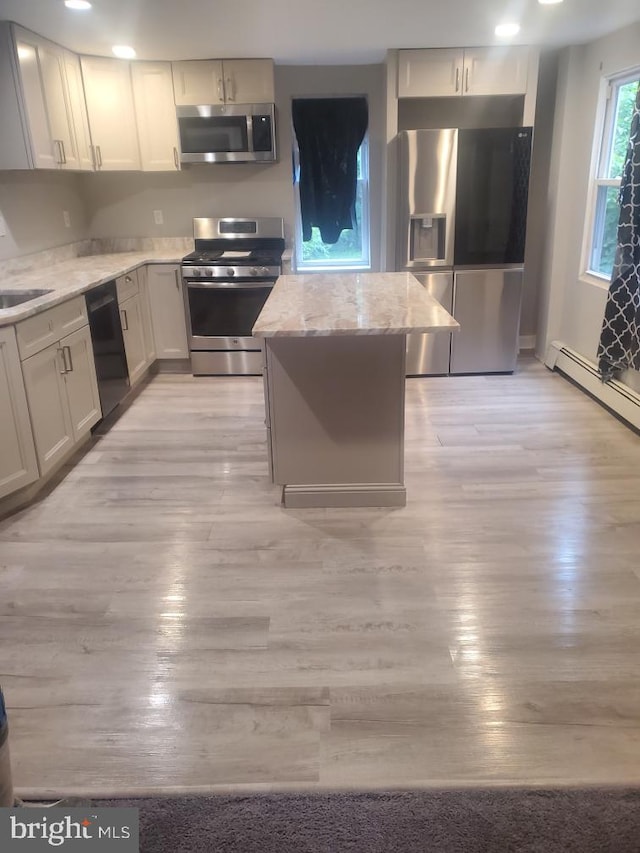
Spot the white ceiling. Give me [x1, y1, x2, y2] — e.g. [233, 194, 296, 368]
[0, 0, 639, 64]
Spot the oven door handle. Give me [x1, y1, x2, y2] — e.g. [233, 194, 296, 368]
[185, 280, 275, 289]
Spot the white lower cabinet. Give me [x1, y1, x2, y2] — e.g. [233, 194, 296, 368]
[146, 265, 189, 359]
[21, 324, 100, 476]
[0, 326, 39, 499]
[120, 293, 147, 385]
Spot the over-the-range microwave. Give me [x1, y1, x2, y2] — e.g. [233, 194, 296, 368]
[176, 103, 277, 164]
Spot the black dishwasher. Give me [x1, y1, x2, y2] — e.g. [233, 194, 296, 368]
[86, 281, 129, 419]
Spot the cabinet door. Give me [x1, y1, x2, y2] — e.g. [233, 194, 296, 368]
[37, 40, 78, 170]
[221, 60, 274, 103]
[398, 49, 463, 98]
[62, 325, 101, 438]
[0, 327, 38, 499]
[22, 342, 74, 476]
[63, 50, 94, 171]
[80, 56, 141, 170]
[172, 60, 224, 105]
[146, 265, 189, 359]
[463, 47, 529, 96]
[14, 35, 56, 168]
[138, 267, 156, 364]
[120, 293, 147, 385]
[132, 61, 180, 171]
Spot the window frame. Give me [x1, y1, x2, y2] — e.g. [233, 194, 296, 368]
[292, 123, 371, 273]
[583, 68, 640, 283]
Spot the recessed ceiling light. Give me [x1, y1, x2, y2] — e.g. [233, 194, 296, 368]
[538, 0, 563, 4]
[64, 0, 92, 9]
[495, 22, 521, 38]
[112, 45, 136, 59]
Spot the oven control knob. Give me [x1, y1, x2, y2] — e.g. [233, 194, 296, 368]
[259, 267, 269, 276]
[249, 267, 259, 276]
[203, 268, 212, 277]
[193, 268, 201, 277]
[226, 267, 235, 277]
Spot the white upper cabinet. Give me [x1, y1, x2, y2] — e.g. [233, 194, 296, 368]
[131, 61, 180, 171]
[0, 24, 93, 171]
[80, 56, 141, 170]
[398, 47, 530, 99]
[172, 59, 274, 105]
[463, 48, 529, 96]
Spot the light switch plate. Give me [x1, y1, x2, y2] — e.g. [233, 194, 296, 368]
[63, 210, 71, 228]
[0, 211, 6, 237]
[153, 210, 164, 225]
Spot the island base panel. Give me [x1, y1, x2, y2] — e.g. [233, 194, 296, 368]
[265, 335, 406, 508]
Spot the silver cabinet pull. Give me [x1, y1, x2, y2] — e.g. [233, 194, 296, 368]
[125, 275, 132, 283]
[57, 348, 67, 374]
[121, 309, 129, 331]
[217, 78, 224, 101]
[225, 76, 234, 101]
[63, 345, 73, 373]
[173, 146, 179, 169]
[96, 145, 103, 168]
[465, 67, 469, 92]
[59, 140, 67, 164]
[455, 67, 460, 92]
[174, 269, 180, 290]
[54, 140, 63, 164]
[90, 145, 96, 169]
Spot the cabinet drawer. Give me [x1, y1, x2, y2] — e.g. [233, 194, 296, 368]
[116, 268, 140, 303]
[16, 295, 87, 360]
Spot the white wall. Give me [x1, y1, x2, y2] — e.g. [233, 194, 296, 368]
[0, 171, 87, 260]
[82, 64, 385, 269]
[538, 20, 640, 391]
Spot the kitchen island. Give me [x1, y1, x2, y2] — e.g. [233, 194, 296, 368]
[253, 272, 458, 508]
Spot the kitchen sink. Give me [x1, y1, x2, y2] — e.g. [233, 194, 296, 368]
[0, 289, 54, 309]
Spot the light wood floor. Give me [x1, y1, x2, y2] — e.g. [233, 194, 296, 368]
[2, 358, 640, 797]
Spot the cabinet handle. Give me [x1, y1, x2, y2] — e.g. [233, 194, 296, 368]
[53, 140, 62, 165]
[125, 275, 132, 283]
[217, 77, 224, 101]
[173, 146, 179, 169]
[455, 67, 460, 92]
[57, 348, 67, 374]
[465, 67, 469, 93]
[225, 76, 234, 101]
[59, 140, 67, 164]
[96, 145, 103, 168]
[174, 269, 180, 290]
[121, 309, 129, 331]
[63, 345, 73, 373]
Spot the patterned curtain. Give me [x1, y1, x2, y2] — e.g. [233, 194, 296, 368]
[597, 85, 640, 381]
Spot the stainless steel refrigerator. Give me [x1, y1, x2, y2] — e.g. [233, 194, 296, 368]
[396, 126, 532, 375]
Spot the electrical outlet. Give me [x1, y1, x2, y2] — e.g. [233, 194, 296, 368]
[153, 209, 164, 225]
[0, 211, 6, 237]
[63, 210, 71, 228]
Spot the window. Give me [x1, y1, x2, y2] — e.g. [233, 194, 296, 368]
[294, 141, 370, 271]
[587, 72, 639, 279]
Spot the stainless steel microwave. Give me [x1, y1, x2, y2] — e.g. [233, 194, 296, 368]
[176, 103, 277, 164]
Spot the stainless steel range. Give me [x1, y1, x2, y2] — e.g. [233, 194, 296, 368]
[182, 217, 285, 375]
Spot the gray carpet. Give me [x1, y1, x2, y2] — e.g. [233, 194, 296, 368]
[93, 788, 640, 852]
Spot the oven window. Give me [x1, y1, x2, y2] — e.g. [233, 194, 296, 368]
[188, 284, 273, 337]
[179, 117, 248, 153]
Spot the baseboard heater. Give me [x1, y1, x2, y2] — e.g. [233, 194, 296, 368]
[545, 341, 640, 431]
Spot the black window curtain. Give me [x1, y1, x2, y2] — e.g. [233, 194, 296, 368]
[292, 97, 368, 245]
[598, 84, 640, 381]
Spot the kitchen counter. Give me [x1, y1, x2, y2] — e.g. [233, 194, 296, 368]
[255, 271, 458, 508]
[253, 271, 459, 337]
[0, 249, 185, 327]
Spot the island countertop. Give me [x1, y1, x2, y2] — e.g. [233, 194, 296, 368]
[252, 271, 459, 337]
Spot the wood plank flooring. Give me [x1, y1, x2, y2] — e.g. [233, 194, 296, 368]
[2, 358, 640, 796]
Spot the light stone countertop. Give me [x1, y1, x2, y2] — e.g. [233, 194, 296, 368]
[252, 272, 460, 337]
[0, 249, 185, 328]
